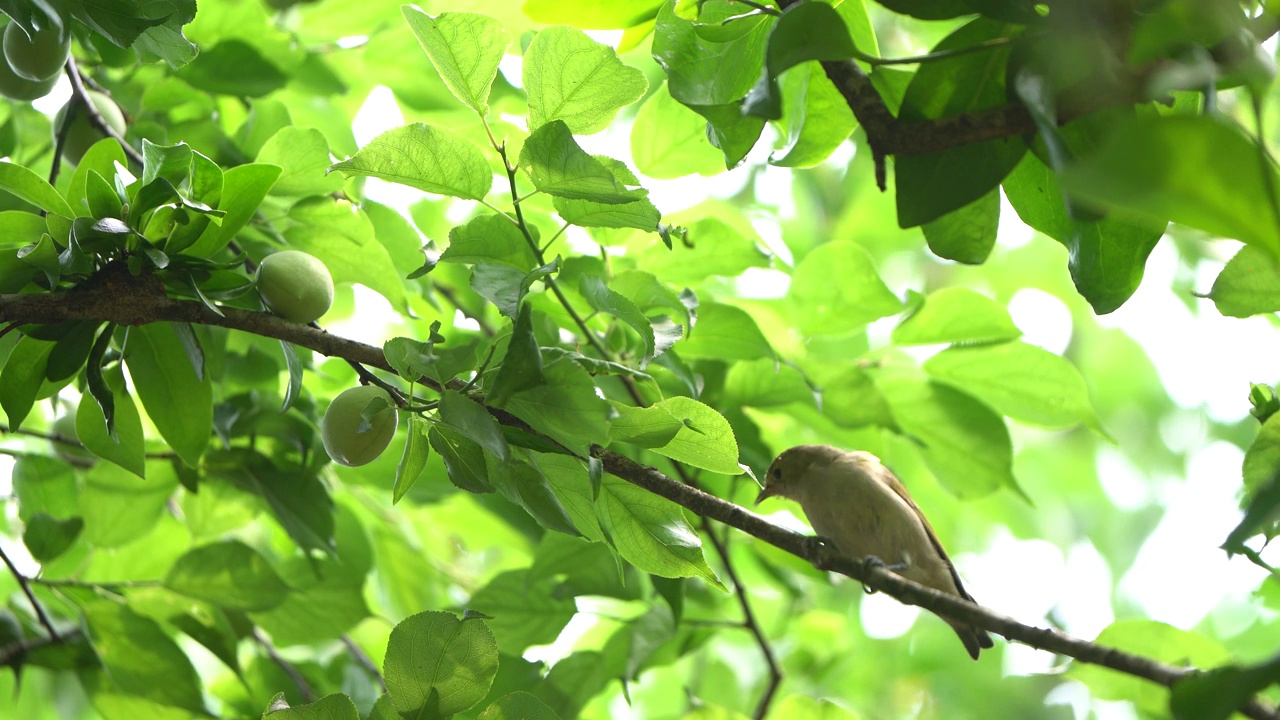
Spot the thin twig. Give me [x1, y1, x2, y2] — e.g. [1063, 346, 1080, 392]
[341, 634, 387, 693]
[254, 628, 315, 703]
[433, 282, 496, 337]
[65, 56, 142, 167]
[0, 546, 59, 641]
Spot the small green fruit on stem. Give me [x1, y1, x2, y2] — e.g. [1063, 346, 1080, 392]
[256, 250, 335, 324]
[322, 385, 397, 467]
[3, 20, 70, 81]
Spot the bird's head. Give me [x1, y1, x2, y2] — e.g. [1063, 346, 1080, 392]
[756, 444, 843, 504]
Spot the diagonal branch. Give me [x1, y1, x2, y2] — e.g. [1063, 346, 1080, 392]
[2, 278, 1277, 720]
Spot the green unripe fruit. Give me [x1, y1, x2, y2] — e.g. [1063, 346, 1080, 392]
[3, 21, 70, 81]
[54, 90, 127, 166]
[0, 48, 57, 100]
[256, 250, 335, 324]
[322, 385, 397, 467]
[52, 413, 96, 465]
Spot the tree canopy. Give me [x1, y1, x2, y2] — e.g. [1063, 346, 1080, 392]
[1, 1, 1279, 719]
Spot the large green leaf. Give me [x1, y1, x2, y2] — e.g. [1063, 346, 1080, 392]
[80, 461, 178, 548]
[924, 341, 1106, 434]
[468, 569, 576, 653]
[505, 357, 610, 455]
[789, 242, 903, 334]
[183, 163, 282, 258]
[1060, 114, 1280, 257]
[77, 365, 148, 480]
[520, 121, 644, 203]
[524, 26, 647, 134]
[743, 2, 858, 120]
[640, 397, 741, 475]
[0, 160, 74, 218]
[895, 18, 1025, 227]
[1004, 152, 1164, 314]
[630, 82, 727, 179]
[329, 123, 492, 200]
[892, 287, 1021, 346]
[204, 448, 335, 556]
[384, 611, 499, 720]
[652, 1, 769, 106]
[440, 213, 538, 269]
[403, 8, 510, 114]
[81, 600, 205, 713]
[125, 323, 213, 467]
[477, 692, 561, 720]
[597, 475, 721, 586]
[921, 189, 1000, 265]
[263, 693, 361, 720]
[164, 540, 290, 612]
[0, 334, 53, 430]
[677, 303, 774, 360]
[255, 127, 345, 197]
[878, 376, 1017, 499]
[1207, 244, 1280, 317]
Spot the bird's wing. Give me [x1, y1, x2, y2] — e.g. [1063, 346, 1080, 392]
[876, 464, 977, 602]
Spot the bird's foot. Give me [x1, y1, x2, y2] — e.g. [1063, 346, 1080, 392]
[860, 555, 909, 595]
[802, 535, 838, 570]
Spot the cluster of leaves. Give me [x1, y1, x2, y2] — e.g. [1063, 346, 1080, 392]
[0, 1, 1279, 719]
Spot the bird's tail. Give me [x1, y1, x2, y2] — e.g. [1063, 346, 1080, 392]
[951, 622, 995, 660]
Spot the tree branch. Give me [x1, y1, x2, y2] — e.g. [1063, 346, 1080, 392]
[2, 276, 1277, 720]
[0, 545, 60, 642]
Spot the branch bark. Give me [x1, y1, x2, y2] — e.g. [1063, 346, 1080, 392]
[2, 277, 1276, 720]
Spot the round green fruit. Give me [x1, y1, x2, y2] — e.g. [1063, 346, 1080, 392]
[0, 48, 57, 100]
[3, 20, 70, 81]
[52, 413, 96, 465]
[322, 385, 397, 467]
[256, 250, 335, 324]
[54, 90, 127, 166]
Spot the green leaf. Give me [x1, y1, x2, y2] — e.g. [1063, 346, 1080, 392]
[789, 242, 904, 334]
[403, 8, 510, 114]
[471, 257, 560, 320]
[82, 600, 205, 712]
[125, 323, 213, 467]
[630, 82, 727, 179]
[0, 334, 53, 431]
[677, 303, 774, 361]
[609, 401, 684, 449]
[552, 157, 661, 231]
[520, 121, 644, 203]
[690, 101, 767, 168]
[77, 365, 148, 480]
[441, 389, 510, 462]
[429, 424, 495, 493]
[1170, 656, 1280, 720]
[524, 26, 647, 134]
[642, 396, 741, 475]
[490, 459, 580, 536]
[892, 287, 1021, 346]
[769, 63, 857, 169]
[488, 303, 546, 406]
[0, 160, 74, 218]
[743, 2, 857, 120]
[204, 448, 336, 556]
[263, 693, 361, 720]
[394, 415, 433, 504]
[505, 357, 611, 456]
[924, 341, 1106, 433]
[478, 692, 561, 720]
[468, 570, 576, 653]
[178, 39, 286, 97]
[534, 453, 606, 542]
[580, 274, 656, 363]
[184, 163, 282, 258]
[329, 123, 492, 200]
[384, 611, 499, 720]
[284, 196, 408, 312]
[523, 0, 662, 28]
[279, 340, 302, 412]
[724, 358, 814, 408]
[80, 460, 178, 547]
[633, 212, 770, 283]
[1060, 114, 1280, 257]
[164, 540, 290, 612]
[878, 376, 1017, 499]
[1207, 244, 1280, 317]
[1070, 620, 1231, 716]
[895, 19, 1025, 227]
[597, 474, 721, 586]
[1004, 151, 1163, 314]
[22, 513, 83, 563]
[921, 188, 1000, 265]
[821, 366, 899, 430]
[440, 213, 538, 269]
[12, 456, 78, 522]
[255, 127, 346, 198]
[652, 2, 769, 106]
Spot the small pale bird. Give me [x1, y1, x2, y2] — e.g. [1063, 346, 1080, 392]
[757, 444, 994, 659]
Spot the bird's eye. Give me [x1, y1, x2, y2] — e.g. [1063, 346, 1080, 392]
[771, 467, 781, 480]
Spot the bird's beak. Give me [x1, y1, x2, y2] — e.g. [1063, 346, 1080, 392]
[755, 485, 776, 505]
